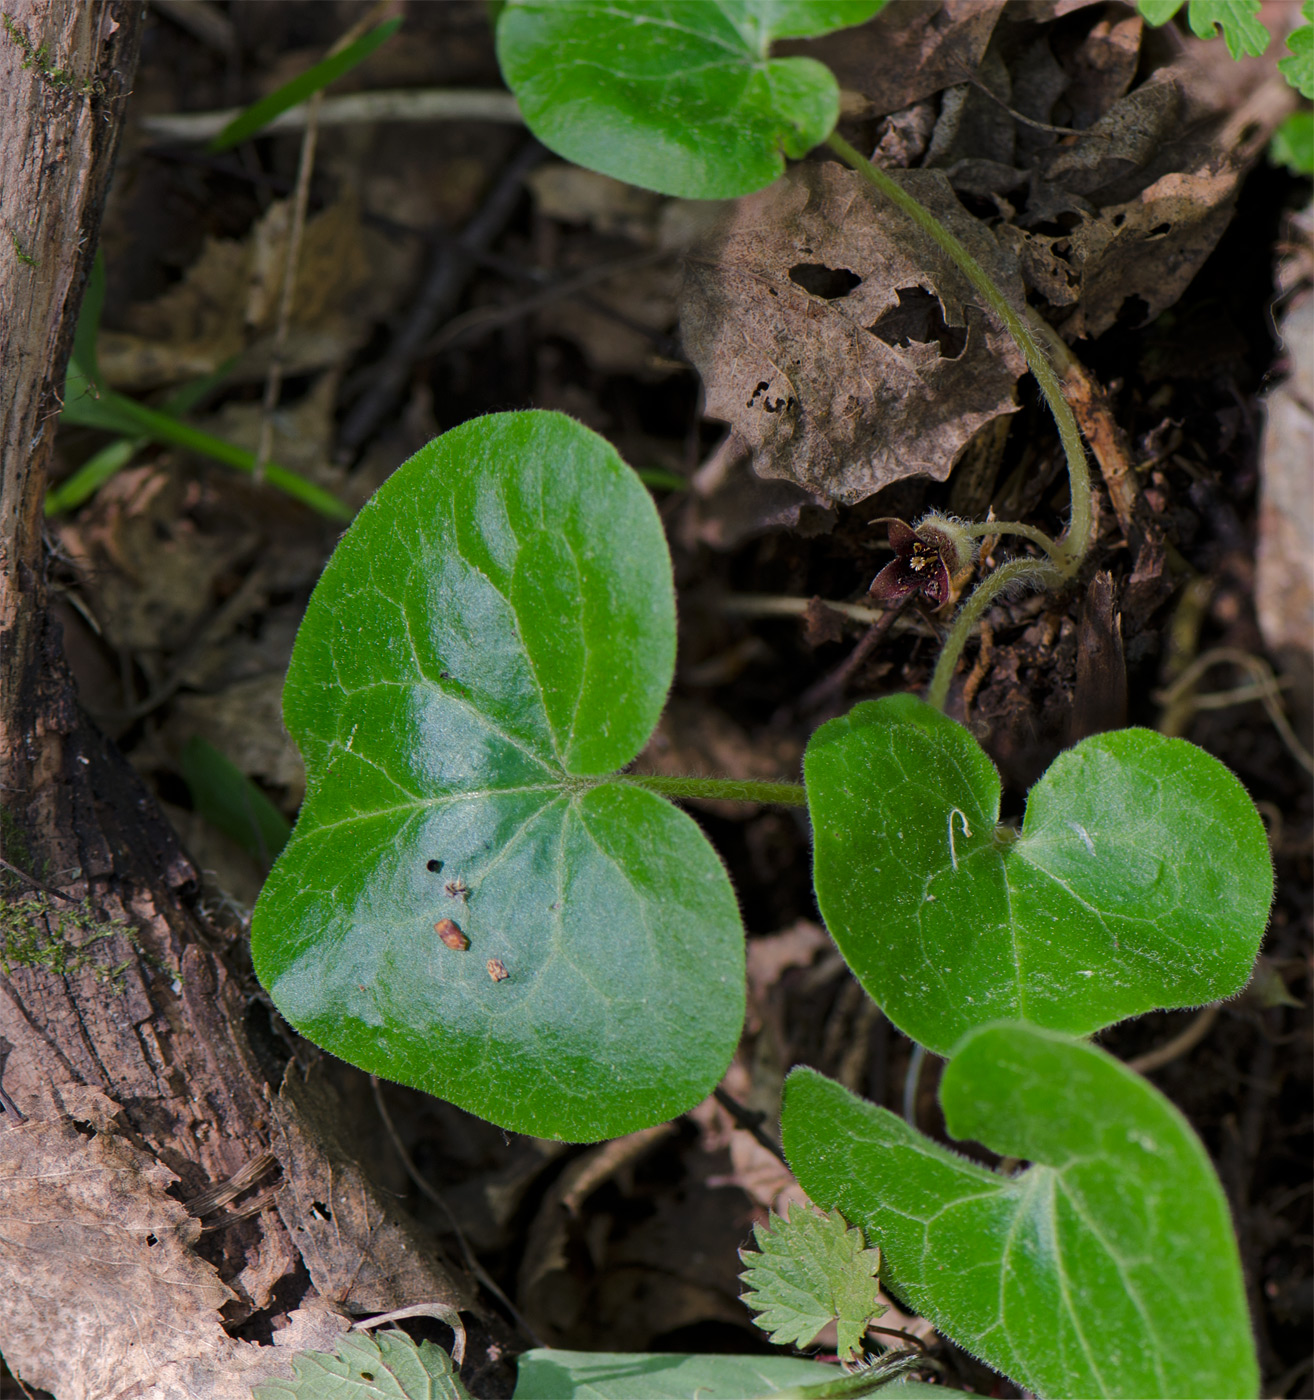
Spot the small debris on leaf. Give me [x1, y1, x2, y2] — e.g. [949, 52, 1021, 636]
[434, 919, 469, 951]
[486, 957, 510, 982]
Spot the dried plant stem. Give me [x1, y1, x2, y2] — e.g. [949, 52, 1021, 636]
[253, 90, 321, 482]
[1127, 1004, 1221, 1074]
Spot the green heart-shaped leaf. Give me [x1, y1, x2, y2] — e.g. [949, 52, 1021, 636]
[783, 1026, 1259, 1399]
[496, 0, 888, 200]
[805, 695, 1272, 1056]
[251, 411, 744, 1142]
[512, 1349, 947, 1399]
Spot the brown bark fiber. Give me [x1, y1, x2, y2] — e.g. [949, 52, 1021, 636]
[0, 5, 466, 1395]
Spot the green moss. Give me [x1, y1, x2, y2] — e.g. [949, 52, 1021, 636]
[0, 893, 145, 991]
[1, 13, 102, 94]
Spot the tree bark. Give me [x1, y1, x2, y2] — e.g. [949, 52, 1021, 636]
[0, 5, 468, 1396]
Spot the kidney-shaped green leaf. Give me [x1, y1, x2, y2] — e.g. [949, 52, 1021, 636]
[513, 1349, 946, 1399]
[251, 411, 744, 1142]
[805, 695, 1272, 1055]
[496, 0, 888, 200]
[783, 1026, 1259, 1399]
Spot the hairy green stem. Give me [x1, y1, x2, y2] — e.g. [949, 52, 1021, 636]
[926, 557, 1057, 712]
[622, 774, 808, 807]
[956, 518, 1062, 556]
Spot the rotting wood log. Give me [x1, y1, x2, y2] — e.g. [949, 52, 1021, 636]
[0, 5, 470, 1396]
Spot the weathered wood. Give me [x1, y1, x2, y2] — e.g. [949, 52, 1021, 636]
[0, 5, 468, 1395]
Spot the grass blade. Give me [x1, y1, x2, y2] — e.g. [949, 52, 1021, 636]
[208, 16, 402, 152]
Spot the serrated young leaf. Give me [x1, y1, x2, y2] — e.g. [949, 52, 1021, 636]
[739, 1206, 885, 1362]
[1279, 0, 1313, 96]
[1184, 0, 1269, 56]
[496, 0, 887, 200]
[252, 1329, 471, 1400]
[251, 411, 745, 1142]
[1138, 0, 1270, 57]
[805, 694, 1273, 1056]
[783, 1027, 1260, 1399]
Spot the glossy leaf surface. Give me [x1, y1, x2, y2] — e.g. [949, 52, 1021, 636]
[783, 1027, 1259, 1399]
[513, 1350, 945, 1399]
[496, 0, 888, 199]
[805, 695, 1272, 1055]
[252, 411, 744, 1142]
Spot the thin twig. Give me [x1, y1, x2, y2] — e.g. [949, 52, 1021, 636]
[1127, 1004, 1221, 1075]
[252, 90, 320, 483]
[337, 140, 545, 457]
[865, 1323, 931, 1355]
[420, 248, 673, 358]
[142, 87, 522, 143]
[0, 857, 81, 904]
[955, 71, 1090, 137]
[797, 596, 910, 714]
[369, 1076, 542, 1345]
[712, 1085, 788, 1165]
[1155, 647, 1313, 774]
[720, 594, 885, 627]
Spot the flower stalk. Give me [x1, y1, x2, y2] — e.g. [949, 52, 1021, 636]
[825, 131, 1095, 711]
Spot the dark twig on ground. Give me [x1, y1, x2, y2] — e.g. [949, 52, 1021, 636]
[712, 1085, 788, 1165]
[337, 139, 546, 458]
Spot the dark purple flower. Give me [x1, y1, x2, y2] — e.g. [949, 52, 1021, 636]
[868, 517, 969, 611]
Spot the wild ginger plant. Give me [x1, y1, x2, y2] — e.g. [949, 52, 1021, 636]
[251, 3, 1288, 1395]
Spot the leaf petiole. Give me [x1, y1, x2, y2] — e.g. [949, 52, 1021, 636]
[621, 774, 808, 807]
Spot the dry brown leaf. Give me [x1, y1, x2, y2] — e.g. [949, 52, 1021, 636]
[270, 1063, 472, 1317]
[787, 0, 1005, 118]
[745, 921, 831, 1035]
[0, 1085, 288, 1400]
[682, 161, 1025, 505]
[100, 196, 374, 392]
[528, 163, 665, 244]
[55, 465, 259, 656]
[683, 431, 837, 551]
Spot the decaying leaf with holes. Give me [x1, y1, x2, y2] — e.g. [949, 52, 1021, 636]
[681, 162, 1025, 506]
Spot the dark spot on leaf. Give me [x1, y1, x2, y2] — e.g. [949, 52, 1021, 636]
[868, 287, 967, 360]
[1111, 212, 1127, 228]
[426, 859, 443, 873]
[1147, 222, 1172, 238]
[145, 1233, 157, 1246]
[310, 1201, 331, 1221]
[360, 1372, 375, 1382]
[788, 263, 862, 299]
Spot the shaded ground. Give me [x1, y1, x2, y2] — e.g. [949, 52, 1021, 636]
[8, 1, 1311, 1395]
